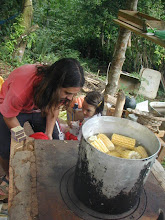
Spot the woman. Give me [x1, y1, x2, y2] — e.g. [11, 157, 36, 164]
[0, 58, 85, 199]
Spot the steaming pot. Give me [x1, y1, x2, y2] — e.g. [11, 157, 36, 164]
[74, 116, 161, 214]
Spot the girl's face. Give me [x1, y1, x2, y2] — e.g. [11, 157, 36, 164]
[82, 100, 96, 118]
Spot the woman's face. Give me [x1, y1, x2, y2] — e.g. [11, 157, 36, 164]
[59, 87, 80, 104]
[82, 100, 96, 118]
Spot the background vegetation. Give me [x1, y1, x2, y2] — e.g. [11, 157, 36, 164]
[0, 0, 165, 100]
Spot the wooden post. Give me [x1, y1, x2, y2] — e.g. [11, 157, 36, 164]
[104, 94, 117, 106]
[127, 33, 131, 47]
[156, 138, 165, 163]
[114, 91, 125, 117]
[151, 159, 165, 191]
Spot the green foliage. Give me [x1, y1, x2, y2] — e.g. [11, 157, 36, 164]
[31, 0, 165, 73]
[0, 0, 22, 43]
[157, 87, 165, 101]
[23, 0, 123, 64]
[0, 16, 25, 63]
[134, 94, 146, 103]
[154, 46, 165, 66]
[118, 73, 147, 104]
[138, 0, 165, 19]
[118, 84, 130, 96]
[70, 0, 121, 62]
[117, 85, 146, 104]
[162, 157, 165, 170]
[1, 0, 165, 76]
[123, 0, 165, 73]
[59, 111, 67, 121]
[98, 74, 107, 81]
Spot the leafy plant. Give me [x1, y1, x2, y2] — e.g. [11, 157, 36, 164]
[0, 16, 25, 64]
[118, 84, 130, 96]
[162, 157, 165, 170]
[59, 111, 67, 121]
[157, 87, 165, 101]
[134, 94, 146, 103]
[1, 0, 165, 79]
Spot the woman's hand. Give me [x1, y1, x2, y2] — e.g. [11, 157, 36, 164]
[45, 108, 59, 139]
[45, 133, 53, 140]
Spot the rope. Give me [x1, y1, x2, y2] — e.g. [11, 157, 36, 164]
[0, 13, 19, 25]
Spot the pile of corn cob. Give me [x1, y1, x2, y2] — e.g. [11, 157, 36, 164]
[88, 133, 148, 159]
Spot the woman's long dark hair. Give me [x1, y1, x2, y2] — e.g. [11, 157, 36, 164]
[85, 91, 104, 114]
[33, 58, 85, 113]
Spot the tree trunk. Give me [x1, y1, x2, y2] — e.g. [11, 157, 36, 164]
[13, 0, 33, 62]
[104, 0, 138, 96]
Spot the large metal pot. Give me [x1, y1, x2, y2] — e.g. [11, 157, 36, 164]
[74, 116, 161, 214]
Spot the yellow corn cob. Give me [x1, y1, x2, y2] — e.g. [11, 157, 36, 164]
[88, 135, 97, 143]
[115, 145, 126, 153]
[107, 150, 121, 158]
[134, 146, 148, 158]
[111, 134, 136, 150]
[90, 138, 109, 153]
[90, 140, 101, 151]
[120, 150, 141, 159]
[97, 133, 115, 151]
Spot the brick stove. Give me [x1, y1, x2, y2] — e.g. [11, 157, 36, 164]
[33, 140, 165, 220]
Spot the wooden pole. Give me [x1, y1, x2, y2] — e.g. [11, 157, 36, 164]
[104, 0, 138, 96]
[114, 91, 125, 117]
[104, 94, 117, 106]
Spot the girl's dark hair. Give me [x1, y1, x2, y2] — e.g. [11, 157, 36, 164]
[33, 58, 85, 112]
[85, 91, 104, 114]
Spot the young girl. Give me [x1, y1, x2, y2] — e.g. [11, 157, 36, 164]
[65, 91, 104, 140]
[82, 91, 104, 119]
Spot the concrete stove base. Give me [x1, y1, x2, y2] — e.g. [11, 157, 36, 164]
[9, 139, 165, 220]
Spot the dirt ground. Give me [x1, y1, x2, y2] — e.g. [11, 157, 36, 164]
[83, 71, 106, 94]
[0, 61, 11, 79]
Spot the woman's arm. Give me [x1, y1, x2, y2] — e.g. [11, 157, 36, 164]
[3, 116, 20, 129]
[45, 108, 60, 140]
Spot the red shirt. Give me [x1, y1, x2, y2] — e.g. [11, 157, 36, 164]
[0, 64, 41, 117]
